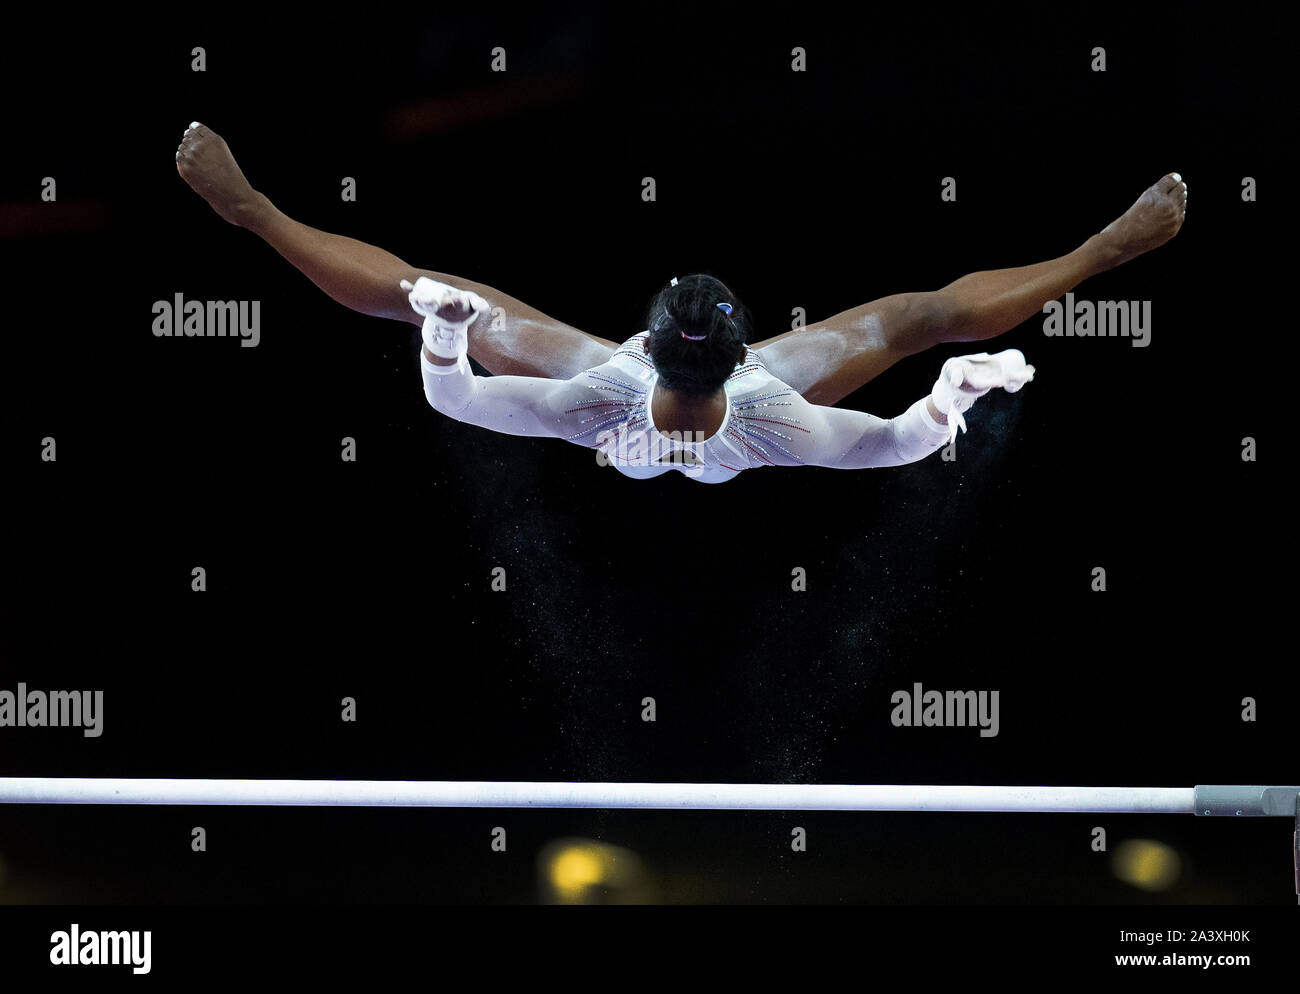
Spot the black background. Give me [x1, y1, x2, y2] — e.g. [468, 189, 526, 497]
[3, 0, 1293, 937]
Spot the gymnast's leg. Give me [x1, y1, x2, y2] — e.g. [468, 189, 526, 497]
[753, 173, 1188, 406]
[174, 123, 616, 378]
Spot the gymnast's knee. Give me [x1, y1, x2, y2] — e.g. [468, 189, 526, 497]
[885, 291, 963, 354]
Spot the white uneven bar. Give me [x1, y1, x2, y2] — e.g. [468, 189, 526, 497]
[0, 779, 1195, 813]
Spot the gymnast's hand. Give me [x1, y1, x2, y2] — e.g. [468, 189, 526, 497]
[929, 349, 1035, 432]
[945, 349, 1035, 402]
[400, 276, 491, 360]
[400, 277, 489, 325]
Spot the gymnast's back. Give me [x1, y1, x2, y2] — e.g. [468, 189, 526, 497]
[585, 332, 799, 483]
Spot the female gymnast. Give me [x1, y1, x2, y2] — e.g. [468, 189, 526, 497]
[175, 123, 1186, 483]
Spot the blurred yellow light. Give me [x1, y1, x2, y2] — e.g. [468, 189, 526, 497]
[1111, 839, 1182, 891]
[549, 846, 607, 897]
[539, 838, 653, 904]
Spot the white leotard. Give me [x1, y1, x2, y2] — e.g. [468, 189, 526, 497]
[421, 332, 953, 483]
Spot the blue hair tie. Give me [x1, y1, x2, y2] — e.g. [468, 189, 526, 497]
[717, 302, 733, 316]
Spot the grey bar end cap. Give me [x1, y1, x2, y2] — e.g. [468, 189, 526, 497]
[1193, 785, 1300, 816]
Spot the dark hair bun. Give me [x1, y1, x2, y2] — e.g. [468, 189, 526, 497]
[644, 274, 749, 395]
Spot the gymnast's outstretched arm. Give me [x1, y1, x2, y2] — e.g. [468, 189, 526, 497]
[774, 349, 1037, 470]
[173, 122, 617, 378]
[420, 351, 592, 440]
[409, 277, 606, 444]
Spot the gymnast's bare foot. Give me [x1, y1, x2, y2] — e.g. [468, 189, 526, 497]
[1097, 172, 1188, 267]
[175, 122, 264, 226]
